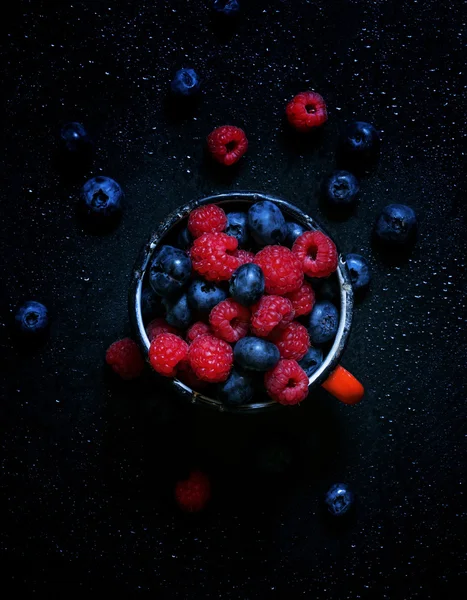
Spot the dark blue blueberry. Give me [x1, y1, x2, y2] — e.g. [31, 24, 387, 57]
[374, 204, 417, 246]
[149, 245, 192, 299]
[80, 176, 123, 218]
[171, 68, 201, 97]
[229, 264, 264, 306]
[299, 347, 324, 377]
[187, 279, 227, 314]
[225, 212, 249, 247]
[284, 221, 305, 247]
[323, 170, 360, 206]
[345, 254, 371, 291]
[308, 301, 339, 345]
[162, 294, 192, 329]
[339, 121, 380, 163]
[60, 122, 92, 154]
[234, 336, 280, 372]
[324, 483, 354, 517]
[15, 301, 49, 335]
[177, 227, 193, 250]
[212, 0, 240, 16]
[248, 200, 286, 246]
[141, 287, 161, 321]
[217, 369, 255, 406]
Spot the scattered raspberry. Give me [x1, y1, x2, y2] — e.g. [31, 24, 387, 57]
[188, 334, 233, 382]
[177, 361, 208, 391]
[264, 359, 309, 405]
[209, 298, 251, 343]
[286, 91, 328, 132]
[233, 248, 255, 266]
[188, 204, 227, 239]
[186, 321, 211, 343]
[292, 230, 338, 278]
[175, 470, 211, 513]
[284, 281, 316, 317]
[254, 245, 303, 295]
[269, 322, 310, 361]
[105, 338, 145, 380]
[207, 125, 248, 166]
[190, 232, 241, 282]
[146, 317, 179, 342]
[149, 333, 188, 377]
[250, 295, 295, 338]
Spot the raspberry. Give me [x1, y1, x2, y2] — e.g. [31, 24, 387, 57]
[146, 317, 179, 342]
[269, 322, 310, 361]
[177, 361, 208, 391]
[250, 295, 295, 338]
[188, 204, 227, 239]
[254, 245, 303, 295]
[233, 248, 255, 266]
[286, 91, 328, 132]
[209, 299, 250, 343]
[149, 332, 188, 377]
[105, 338, 145, 380]
[175, 470, 211, 513]
[186, 321, 211, 343]
[190, 232, 241, 282]
[207, 125, 248, 166]
[264, 359, 309, 405]
[284, 281, 315, 317]
[188, 334, 233, 382]
[292, 230, 338, 278]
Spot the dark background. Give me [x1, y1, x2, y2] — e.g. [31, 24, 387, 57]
[1, 0, 465, 596]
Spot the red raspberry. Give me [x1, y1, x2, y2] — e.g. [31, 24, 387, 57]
[188, 204, 227, 239]
[254, 245, 303, 295]
[177, 361, 208, 391]
[286, 91, 328, 132]
[190, 232, 241, 282]
[149, 332, 188, 377]
[269, 322, 310, 361]
[284, 281, 316, 317]
[207, 125, 248, 166]
[251, 295, 295, 338]
[186, 321, 211, 343]
[175, 470, 211, 513]
[233, 248, 255, 266]
[188, 334, 233, 383]
[146, 317, 179, 342]
[105, 338, 145, 380]
[292, 230, 338, 278]
[209, 299, 250, 343]
[264, 359, 309, 405]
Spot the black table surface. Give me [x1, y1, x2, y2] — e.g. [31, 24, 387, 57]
[1, 0, 465, 595]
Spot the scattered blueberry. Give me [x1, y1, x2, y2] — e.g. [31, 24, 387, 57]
[345, 254, 371, 291]
[141, 287, 161, 321]
[248, 200, 286, 246]
[324, 483, 355, 517]
[177, 227, 193, 249]
[374, 204, 417, 246]
[15, 301, 49, 335]
[212, 0, 240, 16]
[162, 293, 192, 329]
[234, 336, 280, 372]
[339, 121, 380, 164]
[298, 347, 324, 377]
[284, 221, 305, 247]
[80, 176, 123, 219]
[308, 301, 339, 344]
[229, 264, 265, 306]
[60, 122, 92, 154]
[323, 170, 360, 207]
[149, 245, 192, 299]
[217, 368, 255, 406]
[225, 212, 249, 247]
[171, 68, 201, 97]
[255, 442, 293, 475]
[187, 280, 227, 314]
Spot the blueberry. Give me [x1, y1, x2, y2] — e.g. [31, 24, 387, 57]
[80, 176, 123, 219]
[212, 0, 240, 16]
[234, 336, 280, 372]
[171, 68, 201, 97]
[149, 245, 192, 299]
[255, 442, 293, 475]
[217, 369, 255, 406]
[374, 204, 417, 246]
[324, 483, 354, 517]
[308, 301, 339, 345]
[141, 287, 161, 321]
[15, 301, 49, 335]
[163, 294, 192, 329]
[60, 122, 92, 154]
[177, 227, 193, 250]
[225, 212, 249, 247]
[248, 201, 286, 246]
[339, 121, 380, 163]
[229, 264, 264, 306]
[345, 254, 371, 291]
[323, 170, 360, 206]
[298, 347, 324, 377]
[284, 221, 305, 247]
[187, 280, 227, 314]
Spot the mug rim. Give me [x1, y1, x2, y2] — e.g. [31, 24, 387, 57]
[128, 191, 354, 413]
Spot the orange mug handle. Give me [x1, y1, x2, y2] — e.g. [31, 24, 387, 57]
[321, 365, 364, 405]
